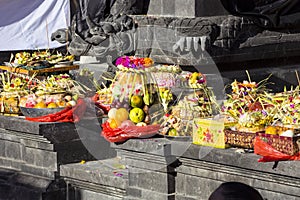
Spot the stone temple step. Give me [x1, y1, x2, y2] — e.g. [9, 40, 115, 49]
[60, 157, 129, 199]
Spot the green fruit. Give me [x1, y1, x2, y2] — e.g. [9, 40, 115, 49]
[130, 95, 143, 108]
[168, 128, 178, 136]
[129, 108, 145, 123]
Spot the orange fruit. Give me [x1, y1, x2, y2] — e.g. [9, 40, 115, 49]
[57, 101, 66, 107]
[34, 102, 47, 108]
[47, 102, 58, 108]
[108, 118, 121, 129]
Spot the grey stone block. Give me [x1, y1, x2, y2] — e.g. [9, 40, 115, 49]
[0, 140, 5, 157]
[175, 0, 196, 17]
[175, 173, 186, 195]
[5, 141, 22, 160]
[20, 138, 54, 151]
[128, 169, 175, 194]
[147, 0, 162, 16]
[162, 0, 175, 16]
[126, 187, 142, 198]
[61, 158, 128, 190]
[21, 165, 55, 179]
[184, 176, 213, 197]
[176, 160, 300, 199]
[24, 147, 57, 170]
[0, 157, 23, 170]
[176, 195, 198, 200]
[79, 189, 123, 200]
[123, 196, 141, 200]
[140, 189, 175, 200]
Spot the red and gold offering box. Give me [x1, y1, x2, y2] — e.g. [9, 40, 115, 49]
[193, 118, 227, 149]
[256, 127, 300, 155]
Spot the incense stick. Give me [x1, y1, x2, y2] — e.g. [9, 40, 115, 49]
[295, 70, 300, 86]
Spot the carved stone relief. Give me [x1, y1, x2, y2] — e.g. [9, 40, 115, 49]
[51, 0, 300, 65]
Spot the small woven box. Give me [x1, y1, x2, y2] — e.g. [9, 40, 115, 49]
[224, 129, 256, 149]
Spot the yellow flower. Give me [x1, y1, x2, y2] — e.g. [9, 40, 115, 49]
[13, 78, 22, 86]
[143, 57, 154, 66]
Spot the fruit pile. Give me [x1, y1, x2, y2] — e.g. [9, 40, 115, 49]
[19, 93, 77, 109]
[0, 70, 89, 116]
[107, 94, 153, 128]
[20, 74, 84, 109]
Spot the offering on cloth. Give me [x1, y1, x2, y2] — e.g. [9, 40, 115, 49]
[101, 56, 165, 142]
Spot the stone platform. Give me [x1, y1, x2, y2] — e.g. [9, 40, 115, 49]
[0, 115, 116, 200]
[112, 138, 300, 200]
[61, 158, 128, 200]
[60, 137, 300, 200]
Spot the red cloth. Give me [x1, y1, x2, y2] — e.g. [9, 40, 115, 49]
[91, 93, 110, 113]
[25, 99, 87, 123]
[101, 121, 160, 143]
[254, 137, 300, 162]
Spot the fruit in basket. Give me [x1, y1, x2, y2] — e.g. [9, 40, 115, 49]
[115, 108, 129, 122]
[47, 102, 58, 108]
[108, 108, 118, 119]
[136, 122, 147, 126]
[34, 102, 47, 108]
[129, 108, 145, 123]
[57, 100, 66, 107]
[265, 126, 278, 135]
[66, 100, 77, 107]
[120, 120, 135, 128]
[130, 95, 143, 108]
[108, 118, 122, 129]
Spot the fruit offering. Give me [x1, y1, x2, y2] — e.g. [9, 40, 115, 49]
[105, 56, 161, 129]
[11, 50, 74, 67]
[159, 72, 217, 137]
[222, 72, 275, 132]
[0, 72, 38, 114]
[31, 74, 87, 96]
[19, 93, 78, 109]
[0, 72, 38, 92]
[271, 88, 300, 126]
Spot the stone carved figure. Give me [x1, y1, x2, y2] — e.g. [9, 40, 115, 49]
[51, 0, 149, 56]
